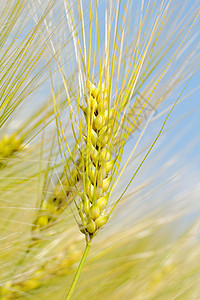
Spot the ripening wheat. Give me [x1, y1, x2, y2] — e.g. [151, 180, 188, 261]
[0, 0, 200, 299]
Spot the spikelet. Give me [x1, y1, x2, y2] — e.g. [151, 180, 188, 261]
[0, 134, 22, 166]
[77, 80, 115, 242]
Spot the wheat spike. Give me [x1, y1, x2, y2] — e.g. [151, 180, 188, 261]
[0, 134, 22, 166]
[75, 80, 116, 242]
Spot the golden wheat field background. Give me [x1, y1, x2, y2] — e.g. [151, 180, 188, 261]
[0, 0, 200, 299]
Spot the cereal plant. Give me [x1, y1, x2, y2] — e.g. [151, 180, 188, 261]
[0, 1, 200, 299]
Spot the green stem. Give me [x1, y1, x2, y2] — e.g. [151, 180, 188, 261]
[65, 243, 91, 300]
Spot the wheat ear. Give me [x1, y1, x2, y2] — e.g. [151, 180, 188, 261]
[75, 80, 116, 243]
[0, 134, 23, 167]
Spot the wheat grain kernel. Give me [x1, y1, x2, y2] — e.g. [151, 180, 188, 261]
[90, 204, 101, 220]
[102, 176, 112, 193]
[87, 219, 96, 233]
[97, 194, 109, 210]
[95, 215, 108, 228]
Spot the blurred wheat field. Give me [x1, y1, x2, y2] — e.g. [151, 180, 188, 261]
[0, 0, 200, 299]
